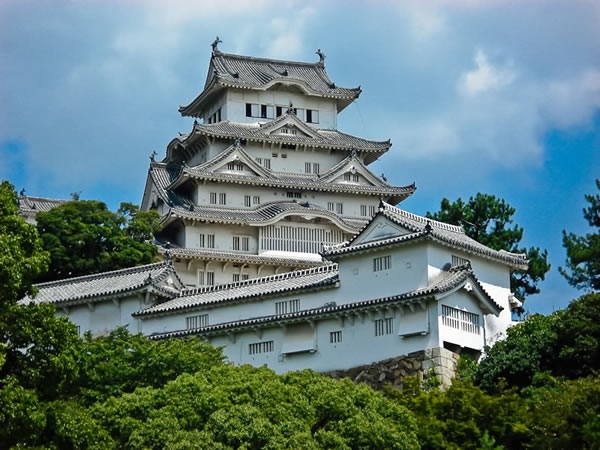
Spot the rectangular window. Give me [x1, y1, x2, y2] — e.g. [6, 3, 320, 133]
[197, 271, 204, 286]
[217, 108, 222, 122]
[272, 152, 278, 158]
[76, 325, 81, 336]
[233, 236, 240, 251]
[232, 273, 240, 282]
[263, 158, 271, 169]
[286, 191, 302, 199]
[344, 172, 351, 181]
[281, 153, 287, 158]
[335, 203, 343, 214]
[305, 162, 320, 174]
[373, 255, 392, 272]
[186, 314, 209, 329]
[199, 234, 205, 247]
[218, 193, 226, 205]
[227, 162, 235, 171]
[266, 105, 274, 119]
[328, 201, 335, 211]
[206, 271, 215, 286]
[246, 103, 252, 117]
[360, 205, 368, 216]
[207, 234, 215, 248]
[452, 255, 470, 267]
[244, 195, 251, 207]
[251, 103, 259, 117]
[330, 330, 342, 343]
[276, 106, 283, 117]
[275, 299, 301, 315]
[353, 174, 359, 182]
[375, 317, 394, 336]
[369, 205, 377, 216]
[241, 274, 249, 281]
[442, 305, 481, 335]
[261, 104, 268, 119]
[253, 196, 260, 205]
[209, 192, 217, 204]
[256, 157, 262, 165]
[295, 108, 305, 121]
[242, 237, 249, 252]
[249, 341, 274, 355]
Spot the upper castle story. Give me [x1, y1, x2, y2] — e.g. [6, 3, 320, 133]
[178, 38, 361, 131]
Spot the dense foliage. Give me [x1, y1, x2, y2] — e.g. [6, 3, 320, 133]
[560, 178, 600, 291]
[427, 193, 551, 302]
[35, 200, 160, 282]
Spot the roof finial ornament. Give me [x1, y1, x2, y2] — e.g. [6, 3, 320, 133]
[165, 250, 172, 261]
[149, 151, 157, 162]
[425, 220, 433, 233]
[211, 36, 223, 53]
[19, 188, 25, 197]
[350, 147, 357, 158]
[381, 173, 387, 182]
[316, 48, 326, 64]
[286, 101, 296, 115]
[234, 138, 241, 147]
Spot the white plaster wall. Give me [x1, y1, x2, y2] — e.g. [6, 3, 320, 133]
[225, 88, 338, 129]
[59, 296, 145, 336]
[437, 290, 486, 350]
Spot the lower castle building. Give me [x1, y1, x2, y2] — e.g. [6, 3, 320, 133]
[26, 203, 527, 373]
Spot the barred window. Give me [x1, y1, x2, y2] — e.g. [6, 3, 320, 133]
[330, 330, 342, 343]
[328, 202, 335, 211]
[369, 205, 377, 215]
[442, 305, 481, 335]
[249, 341, 274, 355]
[360, 204, 367, 216]
[335, 203, 343, 214]
[232, 273, 240, 282]
[199, 234, 205, 247]
[209, 192, 217, 204]
[241, 274, 249, 281]
[206, 272, 215, 286]
[373, 255, 392, 272]
[186, 314, 208, 329]
[375, 317, 394, 336]
[452, 255, 470, 267]
[218, 193, 226, 205]
[233, 236, 240, 251]
[244, 195, 251, 207]
[275, 299, 300, 315]
[286, 191, 302, 199]
[263, 158, 271, 169]
[207, 234, 215, 248]
[242, 237, 249, 252]
[253, 196, 260, 205]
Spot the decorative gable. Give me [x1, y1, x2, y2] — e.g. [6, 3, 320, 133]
[352, 216, 412, 246]
[260, 113, 321, 139]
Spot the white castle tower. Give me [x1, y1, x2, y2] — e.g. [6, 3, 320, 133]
[141, 39, 416, 288]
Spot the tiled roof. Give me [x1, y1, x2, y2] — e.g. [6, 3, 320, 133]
[180, 51, 360, 117]
[167, 143, 415, 202]
[22, 261, 181, 306]
[163, 200, 366, 232]
[18, 195, 68, 214]
[323, 203, 529, 269]
[148, 265, 500, 339]
[182, 118, 390, 154]
[135, 264, 339, 317]
[162, 246, 324, 268]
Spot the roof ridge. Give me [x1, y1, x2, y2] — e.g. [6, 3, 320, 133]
[34, 260, 169, 288]
[384, 204, 465, 233]
[216, 51, 321, 68]
[179, 263, 338, 297]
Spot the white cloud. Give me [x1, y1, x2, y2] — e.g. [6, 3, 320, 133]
[459, 49, 516, 96]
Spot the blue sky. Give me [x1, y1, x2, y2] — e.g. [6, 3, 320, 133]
[1, 0, 599, 313]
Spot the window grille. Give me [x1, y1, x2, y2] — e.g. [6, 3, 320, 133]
[209, 192, 217, 204]
[369, 205, 377, 215]
[241, 274, 249, 281]
[452, 255, 470, 267]
[360, 205, 368, 216]
[260, 225, 346, 254]
[244, 195, 251, 207]
[263, 159, 271, 169]
[373, 255, 392, 272]
[256, 157, 262, 165]
[218, 193, 226, 205]
[249, 341, 273, 355]
[232, 274, 240, 282]
[199, 234, 205, 247]
[286, 191, 302, 199]
[226, 162, 235, 171]
[207, 234, 215, 248]
[253, 196, 260, 205]
[441, 305, 481, 334]
[344, 172, 351, 181]
[197, 271, 204, 286]
[206, 272, 215, 286]
[242, 237, 249, 252]
[330, 330, 342, 343]
[275, 299, 300, 315]
[375, 317, 394, 336]
[186, 314, 208, 329]
[335, 203, 343, 214]
[328, 202, 335, 211]
[306, 109, 319, 124]
[233, 236, 240, 251]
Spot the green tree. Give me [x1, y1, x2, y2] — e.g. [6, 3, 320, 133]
[427, 193, 551, 301]
[560, 178, 600, 291]
[0, 180, 49, 306]
[36, 200, 160, 281]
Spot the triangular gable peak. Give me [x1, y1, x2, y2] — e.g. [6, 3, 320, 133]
[320, 152, 385, 187]
[351, 215, 413, 246]
[191, 142, 274, 179]
[259, 113, 321, 139]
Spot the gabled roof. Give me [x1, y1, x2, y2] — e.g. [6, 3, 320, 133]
[147, 264, 501, 339]
[135, 264, 339, 317]
[179, 51, 361, 117]
[18, 195, 68, 214]
[323, 203, 529, 269]
[167, 117, 391, 164]
[22, 261, 182, 307]
[165, 143, 415, 203]
[162, 200, 366, 233]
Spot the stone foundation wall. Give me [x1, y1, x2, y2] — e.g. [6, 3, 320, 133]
[322, 347, 459, 391]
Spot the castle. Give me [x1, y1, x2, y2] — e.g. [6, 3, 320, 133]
[25, 41, 527, 374]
